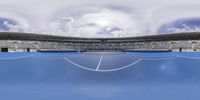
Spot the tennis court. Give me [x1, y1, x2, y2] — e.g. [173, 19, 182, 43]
[0, 52, 199, 100]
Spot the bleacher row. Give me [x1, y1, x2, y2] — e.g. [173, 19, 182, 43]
[0, 40, 200, 52]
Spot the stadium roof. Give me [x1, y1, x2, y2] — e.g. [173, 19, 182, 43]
[0, 32, 200, 42]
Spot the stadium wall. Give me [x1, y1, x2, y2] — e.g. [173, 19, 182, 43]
[0, 32, 199, 52]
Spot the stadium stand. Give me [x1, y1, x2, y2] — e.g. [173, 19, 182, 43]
[0, 32, 200, 52]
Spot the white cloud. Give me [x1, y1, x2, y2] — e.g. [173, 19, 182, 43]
[165, 24, 200, 33]
[0, 0, 199, 37]
[0, 11, 31, 33]
[49, 7, 145, 38]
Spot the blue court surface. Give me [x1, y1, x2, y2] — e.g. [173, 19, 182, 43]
[0, 52, 200, 100]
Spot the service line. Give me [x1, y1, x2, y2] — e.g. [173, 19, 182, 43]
[96, 53, 104, 71]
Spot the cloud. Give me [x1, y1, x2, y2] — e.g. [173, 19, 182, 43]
[49, 7, 145, 38]
[0, 0, 200, 37]
[0, 10, 31, 33]
[149, 5, 200, 34]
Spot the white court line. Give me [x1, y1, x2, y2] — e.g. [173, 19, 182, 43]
[124, 54, 175, 60]
[64, 57, 97, 71]
[0, 54, 78, 60]
[63, 57, 143, 72]
[125, 53, 200, 60]
[96, 53, 104, 71]
[139, 57, 175, 60]
[98, 58, 143, 72]
[32, 56, 64, 59]
[126, 55, 200, 60]
[176, 55, 200, 60]
[0, 55, 34, 60]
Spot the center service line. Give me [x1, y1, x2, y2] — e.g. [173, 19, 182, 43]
[96, 52, 104, 71]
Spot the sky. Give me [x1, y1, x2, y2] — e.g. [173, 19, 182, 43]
[0, 0, 200, 37]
